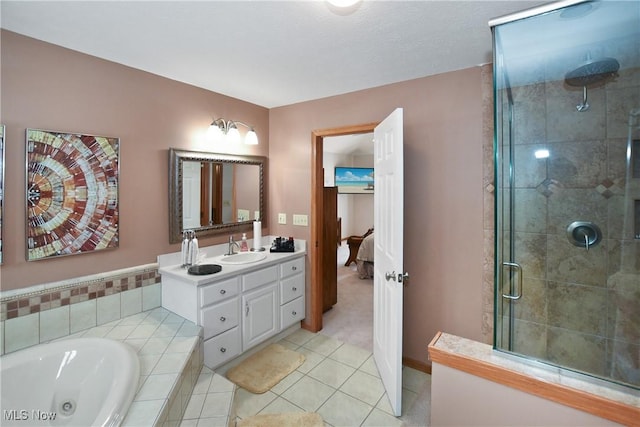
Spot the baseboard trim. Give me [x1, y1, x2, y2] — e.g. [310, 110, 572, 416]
[402, 356, 432, 375]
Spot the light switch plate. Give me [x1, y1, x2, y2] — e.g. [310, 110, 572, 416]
[278, 213, 287, 224]
[293, 214, 308, 226]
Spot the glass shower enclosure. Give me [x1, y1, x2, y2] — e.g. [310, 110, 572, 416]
[491, 0, 639, 389]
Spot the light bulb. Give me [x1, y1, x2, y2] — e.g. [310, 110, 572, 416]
[207, 124, 224, 143]
[226, 126, 241, 144]
[244, 129, 259, 145]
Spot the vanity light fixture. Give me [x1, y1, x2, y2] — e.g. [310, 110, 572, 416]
[207, 118, 259, 145]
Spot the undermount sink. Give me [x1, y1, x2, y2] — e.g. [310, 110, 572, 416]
[217, 252, 267, 264]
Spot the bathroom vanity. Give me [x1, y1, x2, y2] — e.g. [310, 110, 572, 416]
[158, 240, 306, 369]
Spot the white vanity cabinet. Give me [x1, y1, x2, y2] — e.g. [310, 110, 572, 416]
[200, 277, 241, 368]
[160, 248, 306, 370]
[279, 257, 305, 329]
[241, 266, 279, 350]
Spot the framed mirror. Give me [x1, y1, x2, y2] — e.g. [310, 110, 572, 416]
[169, 148, 267, 244]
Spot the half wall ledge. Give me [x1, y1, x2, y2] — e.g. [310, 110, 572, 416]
[428, 332, 639, 426]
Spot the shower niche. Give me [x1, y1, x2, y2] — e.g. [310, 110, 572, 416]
[491, 0, 640, 389]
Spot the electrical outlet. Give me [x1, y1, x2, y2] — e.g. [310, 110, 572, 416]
[293, 214, 308, 226]
[278, 213, 287, 224]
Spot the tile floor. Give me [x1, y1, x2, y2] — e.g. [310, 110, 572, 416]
[180, 328, 432, 427]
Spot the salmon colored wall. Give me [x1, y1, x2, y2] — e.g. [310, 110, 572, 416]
[0, 31, 269, 290]
[269, 69, 486, 363]
[2, 30, 488, 364]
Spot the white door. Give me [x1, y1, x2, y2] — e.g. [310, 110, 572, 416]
[182, 161, 201, 229]
[373, 108, 405, 416]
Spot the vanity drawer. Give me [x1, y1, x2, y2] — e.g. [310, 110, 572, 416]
[203, 327, 241, 369]
[280, 274, 304, 304]
[242, 265, 278, 292]
[280, 296, 305, 329]
[200, 277, 239, 307]
[280, 257, 304, 279]
[201, 297, 239, 339]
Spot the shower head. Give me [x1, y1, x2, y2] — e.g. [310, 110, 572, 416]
[565, 57, 620, 87]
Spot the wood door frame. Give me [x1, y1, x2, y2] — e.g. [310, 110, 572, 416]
[305, 122, 379, 333]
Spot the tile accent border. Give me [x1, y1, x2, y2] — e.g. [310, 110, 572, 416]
[1, 264, 161, 321]
[0, 264, 162, 355]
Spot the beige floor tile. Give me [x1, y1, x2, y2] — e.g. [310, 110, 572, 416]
[277, 339, 300, 351]
[270, 370, 304, 395]
[259, 396, 306, 415]
[283, 328, 317, 346]
[200, 392, 234, 418]
[209, 373, 235, 393]
[359, 355, 381, 378]
[183, 393, 206, 420]
[192, 371, 213, 394]
[303, 334, 344, 356]
[234, 388, 277, 418]
[402, 367, 430, 393]
[280, 376, 336, 412]
[308, 358, 356, 389]
[296, 347, 327, 373]
[401, 389, 419, 414]
[340, 370, 385, 406]
[329, 342, 372, 368]
[362, 408, 404, 427]
[375, 392, 393, 415]
[195, 417, 228, 427]
[317, 390, 373, 427]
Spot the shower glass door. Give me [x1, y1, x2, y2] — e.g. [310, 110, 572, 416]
[492, 0, 640, 389]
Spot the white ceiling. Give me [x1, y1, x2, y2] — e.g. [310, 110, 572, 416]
[0, 0, 547, 109]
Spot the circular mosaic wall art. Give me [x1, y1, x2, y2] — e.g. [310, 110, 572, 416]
[26, 129, 119, 261]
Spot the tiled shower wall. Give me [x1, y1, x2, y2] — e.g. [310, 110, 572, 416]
[500, 66, 640, 387]
[0, 264, 162, 355]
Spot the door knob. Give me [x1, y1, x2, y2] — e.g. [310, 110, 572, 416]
[399, 272, 409, 286]
[386, 271, 409, 285]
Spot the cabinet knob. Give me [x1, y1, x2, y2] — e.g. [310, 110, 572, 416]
[220, 347, 226, 353]
[292, 287, 297, 291]
[292, 311, 297, 316]
[220, 316, 226, 322]
[292, 266, 297, 271]
[220, 289, 226, 295]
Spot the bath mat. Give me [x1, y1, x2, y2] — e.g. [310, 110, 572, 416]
[237, 412, 323, 427]
[226, 343, 305, 394]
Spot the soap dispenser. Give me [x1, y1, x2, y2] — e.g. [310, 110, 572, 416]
[240, 233, 249, 252]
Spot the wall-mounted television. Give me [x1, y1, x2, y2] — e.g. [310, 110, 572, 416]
[335, 167, 374, 194]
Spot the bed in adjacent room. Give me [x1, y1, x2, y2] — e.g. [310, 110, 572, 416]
[356, 232, 374, 279]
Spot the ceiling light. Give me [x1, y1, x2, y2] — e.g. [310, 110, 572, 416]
[207, 118, 259, 145]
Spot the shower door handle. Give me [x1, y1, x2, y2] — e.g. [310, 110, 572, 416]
[502, 262, 523, 300]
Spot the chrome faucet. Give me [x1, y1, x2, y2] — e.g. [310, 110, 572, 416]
[226, 235, 241, 255]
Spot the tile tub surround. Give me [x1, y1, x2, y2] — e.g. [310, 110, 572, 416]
[0, 264, 162, 355]
[428, 332, 640, 426]
[59, 307, 206, 427]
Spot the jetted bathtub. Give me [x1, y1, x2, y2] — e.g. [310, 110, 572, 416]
[1, 338, 139, 426]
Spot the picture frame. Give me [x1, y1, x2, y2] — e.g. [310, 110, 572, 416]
[26, 129, 119, 261]
[335, 166, 374, 194]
